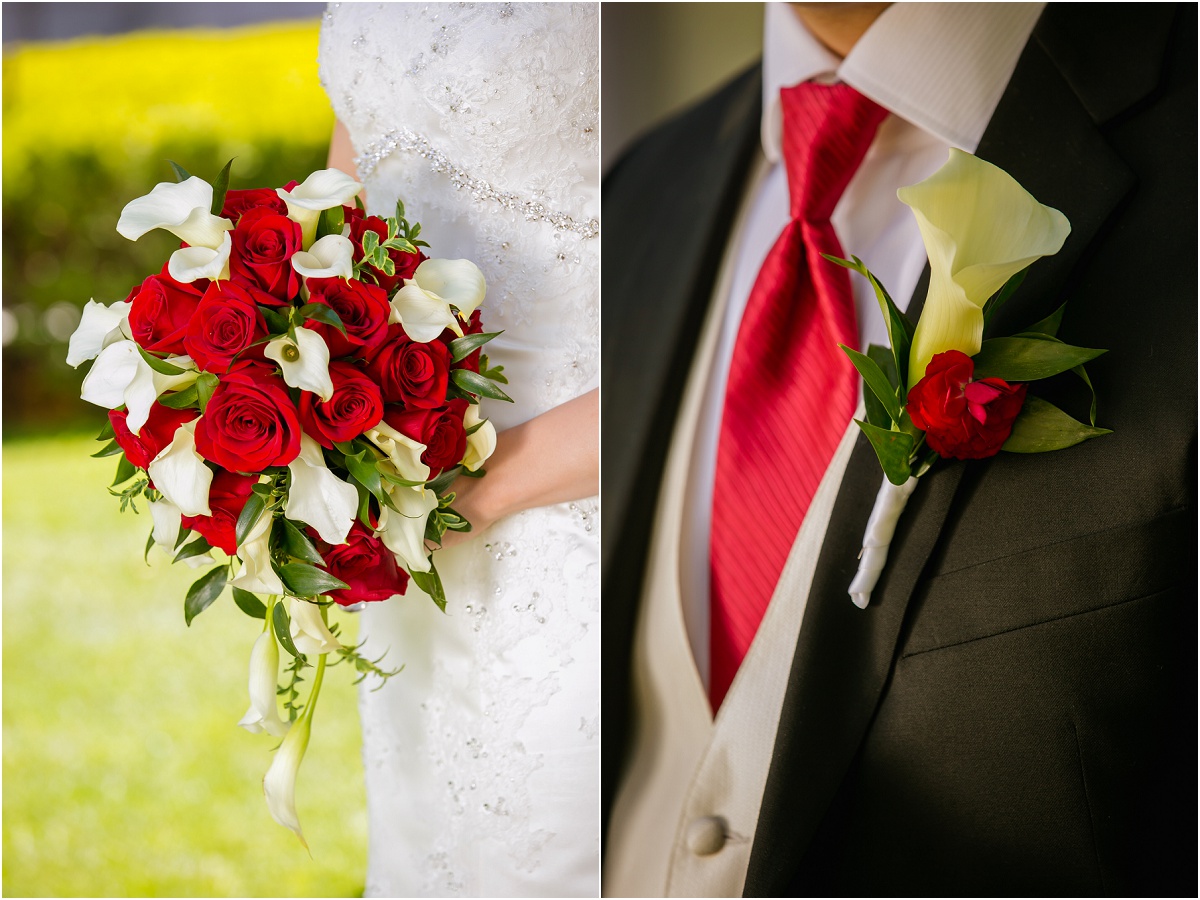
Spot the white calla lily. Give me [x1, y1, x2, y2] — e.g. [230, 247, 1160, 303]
[378, 485, 438, 574]
[79, 341, 197, 435]
[66, 299, 131, 368]
[390, 258, 486, 342]
[265, 329, 334, 401]
[462, 405, 497, 472]
[285, 435, 358, 545]
[80, 340, 158, 432]
[363, 421, 430, 486]
[231, 511, 285, 595]
[277, 169, 363, 248]
[288, 597, 341, 656]
[148, 497, 182, 551]
[290, 233, 355, 283]
[147, 420, 212, 517]
[238, 626, 291, 738]
[116, 176, 233, 249]
[900, 149, 1071, 387]
[262, 682, 314, 849]
[167, 231, 232, 284]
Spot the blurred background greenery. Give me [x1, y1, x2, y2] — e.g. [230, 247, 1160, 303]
[3, 7, 374, 896]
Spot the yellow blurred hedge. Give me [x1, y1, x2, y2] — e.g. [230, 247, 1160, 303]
[3, 20, 334, 179]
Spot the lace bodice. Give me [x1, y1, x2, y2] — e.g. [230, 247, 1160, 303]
[320, 2, 599, 427]
[319, 5, 599, 897]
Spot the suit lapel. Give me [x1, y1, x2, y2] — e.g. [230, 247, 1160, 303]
[744, 9, 1149, 893]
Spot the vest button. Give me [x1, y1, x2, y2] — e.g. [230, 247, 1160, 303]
[686, 815, 727, 856]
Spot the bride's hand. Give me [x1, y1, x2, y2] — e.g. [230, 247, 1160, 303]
[436, 389, 598, 549]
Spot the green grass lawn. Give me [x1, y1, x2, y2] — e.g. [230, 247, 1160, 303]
[3, 431, 369, 897]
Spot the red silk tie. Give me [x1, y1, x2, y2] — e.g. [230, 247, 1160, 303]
[709, 82, 887, 710]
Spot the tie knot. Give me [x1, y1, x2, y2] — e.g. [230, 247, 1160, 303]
[780, 81, 888, 221]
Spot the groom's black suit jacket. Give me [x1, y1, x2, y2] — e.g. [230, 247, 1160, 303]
[601, 5, 1196, 896]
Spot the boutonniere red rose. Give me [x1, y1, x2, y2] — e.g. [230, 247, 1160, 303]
[826, 150, 1112, 608]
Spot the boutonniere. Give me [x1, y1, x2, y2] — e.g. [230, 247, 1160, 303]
[826, 149, 1112, 608]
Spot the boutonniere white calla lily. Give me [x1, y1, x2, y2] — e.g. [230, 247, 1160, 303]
[827, 150, 1112, 608]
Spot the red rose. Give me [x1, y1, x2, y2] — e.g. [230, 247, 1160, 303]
[907, 350, 1027, 460]
[229, 206, 302, 301]
[364, 323, 451, 407]
[384, 399, 468, 474]
[125, 267, 204, 356]
[299, 361, 384, 448]
[109, 403, 198, 470]
[314, 521, 409, 606]
[305, 277, 391, 359]
[182, 281, 269, 374]
[180, 469, 258, 555]
[221, 188, 288, 224]
[194, 365, 302, 472]
[344, 205, 425, 294]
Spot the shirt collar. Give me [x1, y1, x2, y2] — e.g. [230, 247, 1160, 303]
[761, 2, 1046, 163]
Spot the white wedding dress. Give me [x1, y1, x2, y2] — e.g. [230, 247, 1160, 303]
[319, 4, 599, 897]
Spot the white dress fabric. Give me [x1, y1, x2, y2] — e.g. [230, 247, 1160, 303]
[319, 4, 599, 896]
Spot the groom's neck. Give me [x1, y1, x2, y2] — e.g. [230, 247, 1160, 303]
[789, 3, 891, 59]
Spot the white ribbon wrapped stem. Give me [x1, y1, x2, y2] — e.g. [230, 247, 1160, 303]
[848, 475, 919, 609]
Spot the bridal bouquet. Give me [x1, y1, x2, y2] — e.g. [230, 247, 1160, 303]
[66, 162, 511, 845]
[831, 150, 1111, 607]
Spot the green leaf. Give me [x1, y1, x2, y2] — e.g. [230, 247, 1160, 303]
[235, 491, 267, 549]
[1001, 395, 1112, 453]
[112, 455, 137, 488]
[96, 418, 115, 442]
[91, 439, 124, 458]
[184, 566, 227, 626]
[232, 587, 267, 620]
[315, 204, 345, 241]
[277, 562, 350, 598]
[825, 254, 914, 392]
[1021, 300, 1067, 338]
[448, 331, 503, 363]
[841, 344, 902, 427]
[210, 158, 234, 217]
[1009, 330, 1099, 426]
[361, 229, 380, 255]
[173, 535, 212, 563]
[380, 470, 427, 488]
[409, 559, 447, 613]
[272, 601, 302, 659]
[297, 302, 347, 335]
[168, 160, 191, 183]
[451, 368, 513, 402]
[195, 372, 219, 412]
[863, 344, 899, 430]
[158, 384, 199, 409]
[981, 267, 1028, 331]
[144, 530, 156, 564]
[280, 517, 326, 566]
[260, 305, 291, 334]
[427, 465, 462, 495]
[972, 337, 1106, 382]
[345, 449, 385, 501]
[854, 419, 915, 486]
[136, 345, 187, 376]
